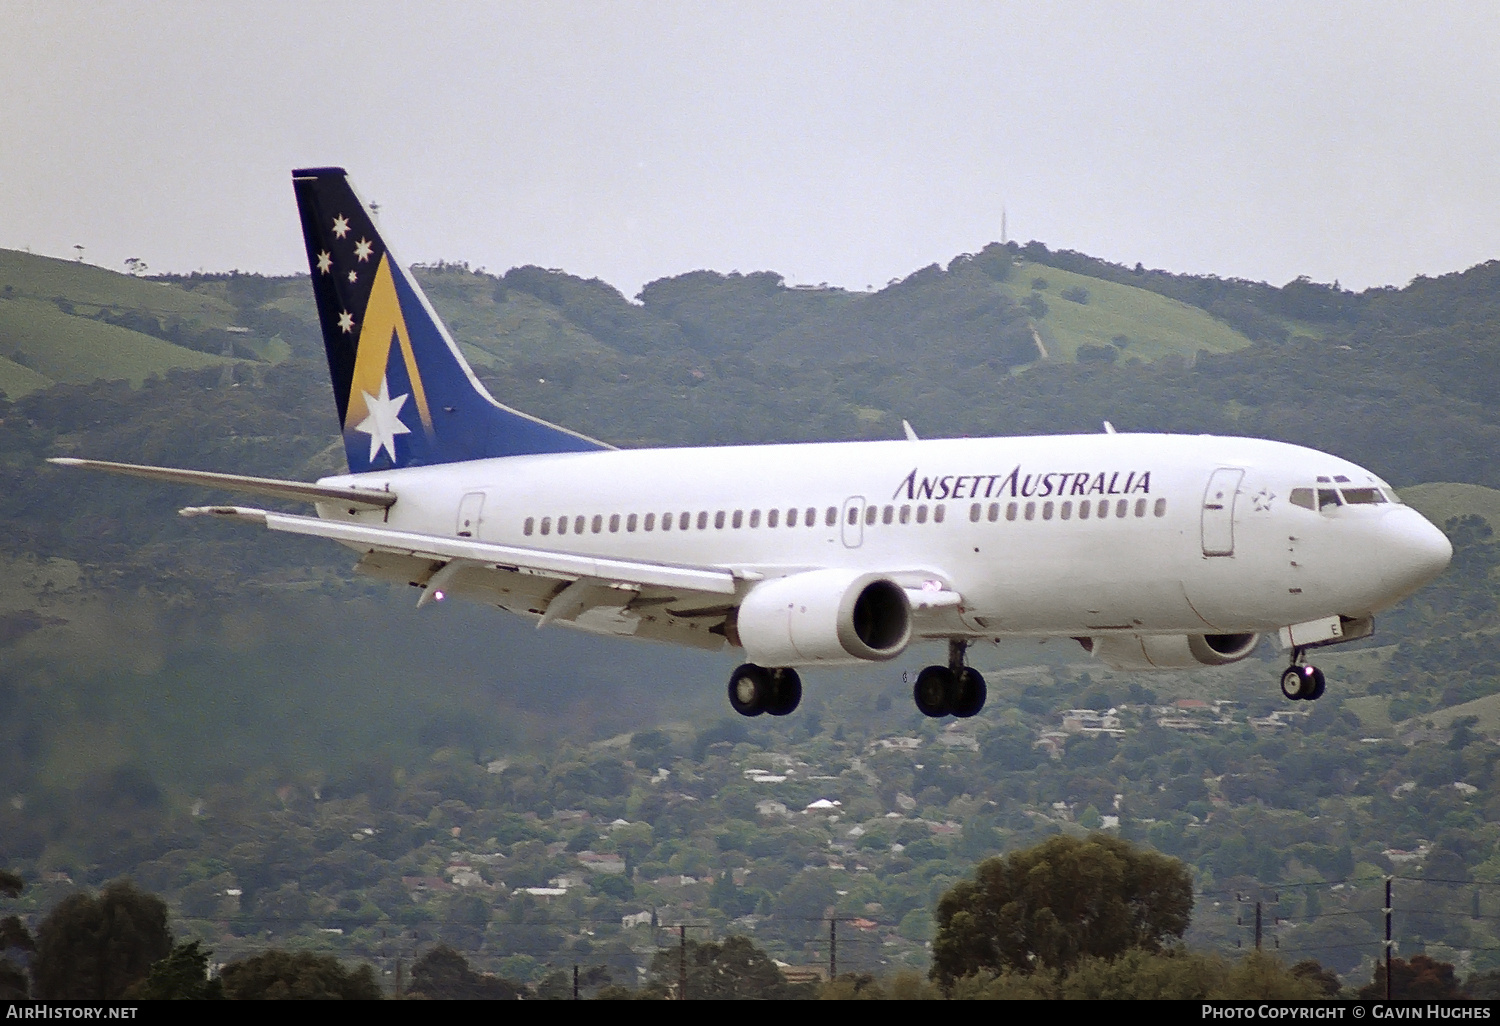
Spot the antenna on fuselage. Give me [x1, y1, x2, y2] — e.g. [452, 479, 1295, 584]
[1102, 421, 1117, 434]
[902, 420, 920, 441]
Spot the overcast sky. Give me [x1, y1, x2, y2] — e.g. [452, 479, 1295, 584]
[4, 2, 1497, 296]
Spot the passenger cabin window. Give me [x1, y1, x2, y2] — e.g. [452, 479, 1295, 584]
[934, 504, 946, 523]
[916, 505, 928, 524]
[574, 515, 585, 534]
[1290, 488, 1315, 510]
[627, 513, 638, 532]
[540, 516, 552, 535]
[882, 505, 894, 525]
[825, 507, 837, 526]
[609, 514, 620, 532]
[733, 510, 743, 528]
[679, 512, 691, 531]
[1154, 498, 1167, 517]
[750, 509, 762, 528]
[697, 511, 708, 530]
[970, 503, 982, 523]
[524, 517, 535, 536]
[768, 509, 780, 528]
[865, 506, 877, 525]
[592, 515, 603, 533]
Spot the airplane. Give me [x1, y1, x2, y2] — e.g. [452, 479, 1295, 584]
[51, 167, 1454, 719]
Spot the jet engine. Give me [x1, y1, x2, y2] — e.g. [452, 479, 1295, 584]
[733, 569, 912, 666]
[1084, 632, 1260, 671]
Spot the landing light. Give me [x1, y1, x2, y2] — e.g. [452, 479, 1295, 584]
[433, 590, 446, 602]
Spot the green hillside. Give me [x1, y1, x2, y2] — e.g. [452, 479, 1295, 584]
[1002, 259, 1255, 363]
[0, 250, 257, 398]
[1401, 482, 1500, 531]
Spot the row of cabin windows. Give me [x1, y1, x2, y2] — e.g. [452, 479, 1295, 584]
[520, 496, 1167, 537]
[970, 497, 1166, 522]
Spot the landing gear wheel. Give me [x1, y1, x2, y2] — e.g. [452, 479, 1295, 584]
[952, 667, 987, 718]
[728, 663, 772, 716]
[914, 666, 955, 718]
[1305, 666, 1326, 701]
[1280, 664, 1325, 701]
[767, 668, 803, 716]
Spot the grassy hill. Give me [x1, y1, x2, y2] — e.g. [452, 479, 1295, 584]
[0, 250, 254, 398]
[1003, 258, 1255, 364]
[1400, 482, 1500, 531]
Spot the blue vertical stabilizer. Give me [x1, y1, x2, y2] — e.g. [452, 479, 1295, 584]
[291, 167, 610, 472]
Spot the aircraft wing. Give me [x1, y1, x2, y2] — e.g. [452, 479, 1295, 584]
[180, 505, 739, 597]
[49, 458, 395, 511]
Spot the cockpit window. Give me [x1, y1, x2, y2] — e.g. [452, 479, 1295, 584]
[1341, 488, 1386, 505]
[1317, 489, 1343, 511]
[1290, 488, 1315, 510]
[1384, 488, 1404, 504]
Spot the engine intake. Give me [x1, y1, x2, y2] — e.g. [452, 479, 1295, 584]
[1086, 632, 1260, 671]
[735, 569, 912, 666]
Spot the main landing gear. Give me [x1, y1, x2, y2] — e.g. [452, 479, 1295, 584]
[913, 640, 987, 718]
[1280, 648, 1326, 701]
[728, 663, 802, 717]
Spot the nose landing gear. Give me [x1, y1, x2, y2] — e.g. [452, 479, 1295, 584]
[913, 640, 987, 718]
[1280, 649, 1326, 701]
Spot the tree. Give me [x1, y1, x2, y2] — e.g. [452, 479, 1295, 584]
[647, 936, 795, 1000]
[219, 950, 381, 1000]
[409, 944, 522, 1000]
[0, 869, 33, 999]
[124, 941, 223, 1000]
[1358, 955, 1463, 1000]
[930, 833, 1193, 984]
[31, 880, 172, 999]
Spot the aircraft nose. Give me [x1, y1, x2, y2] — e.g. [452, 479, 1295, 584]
[1380, 508, 1453, 597]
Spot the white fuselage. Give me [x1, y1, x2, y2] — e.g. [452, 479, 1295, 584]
[315, 432, 1451, 644]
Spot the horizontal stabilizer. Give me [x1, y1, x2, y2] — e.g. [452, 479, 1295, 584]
[49, 458, 396, 510]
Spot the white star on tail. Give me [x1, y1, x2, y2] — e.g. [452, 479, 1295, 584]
[354, 376, 411, 463]
[332, 215, 350, 238]
[354, 237, 373, 262]
[316, 250, 332, 274]
[337, 310, 354, 333]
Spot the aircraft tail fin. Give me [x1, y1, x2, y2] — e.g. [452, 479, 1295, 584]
[291, 167, 610, 472]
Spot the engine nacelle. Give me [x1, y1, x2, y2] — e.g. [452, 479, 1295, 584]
[1085, 632, 1260, 671]
[734, 569, 912, 666]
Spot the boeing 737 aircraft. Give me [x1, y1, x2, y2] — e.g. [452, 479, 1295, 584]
[53, 168, 1454, 719]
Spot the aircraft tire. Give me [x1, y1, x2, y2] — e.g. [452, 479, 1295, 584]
[1280, 664, 1326, 701]
[767, 668, 803, 716]
[1306, 666, 1326, 701]
[729, 663, 772, 716]
[952, 668, 987, 718]
[914, 666, 955, 717]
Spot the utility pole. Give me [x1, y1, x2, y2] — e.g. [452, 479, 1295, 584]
[1385, 877, 1394, 1001]
[572, 964, 579, 1000]
[830, 917, 837, 980]
[679, 924, 687, 1001]
[1254, 901, 1262, 951]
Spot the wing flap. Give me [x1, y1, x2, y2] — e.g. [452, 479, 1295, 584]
[50, 458, 396, 510]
